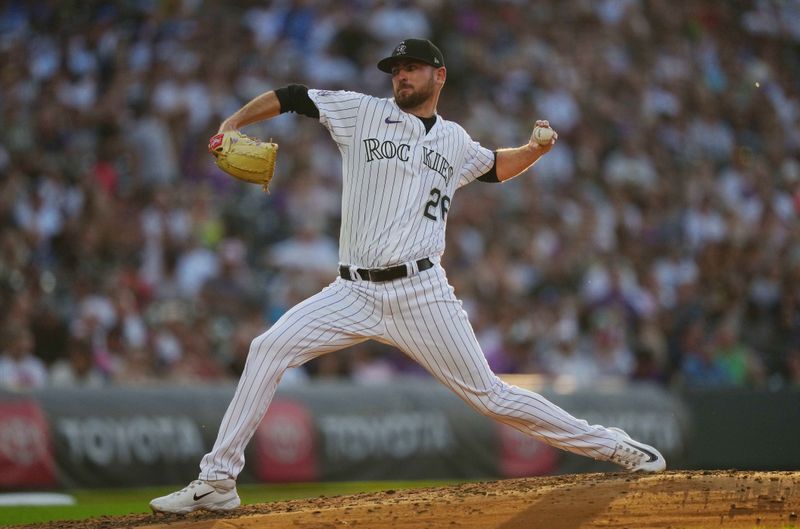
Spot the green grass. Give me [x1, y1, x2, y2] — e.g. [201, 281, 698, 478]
[0, 480, 461, 527]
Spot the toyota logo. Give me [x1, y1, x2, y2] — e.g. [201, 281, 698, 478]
[0, 417, 48, 466]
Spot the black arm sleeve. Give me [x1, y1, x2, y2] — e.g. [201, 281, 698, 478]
[477, 152, 500, 183]
[274, 84, 320, 119]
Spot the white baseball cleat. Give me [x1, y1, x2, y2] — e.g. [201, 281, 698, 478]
[608, 427, 667, 472]
[149, 479, 241, 514]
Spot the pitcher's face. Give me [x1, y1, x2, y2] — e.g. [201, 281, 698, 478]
[391, 60, 440, 111]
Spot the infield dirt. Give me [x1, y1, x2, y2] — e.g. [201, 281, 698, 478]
[18, 470, 800, 529]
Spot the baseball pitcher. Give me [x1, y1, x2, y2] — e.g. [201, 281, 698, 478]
[150, 38, 665, 515]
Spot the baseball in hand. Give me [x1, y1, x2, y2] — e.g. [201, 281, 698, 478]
[533, 126, 556, 146]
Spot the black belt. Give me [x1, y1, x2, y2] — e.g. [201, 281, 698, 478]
[339, 258, 434, 282]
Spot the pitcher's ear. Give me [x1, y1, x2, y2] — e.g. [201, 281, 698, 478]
[435, 67, 447, 85]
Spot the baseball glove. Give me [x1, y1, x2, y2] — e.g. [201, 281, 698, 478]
[208, 131, 278, 192]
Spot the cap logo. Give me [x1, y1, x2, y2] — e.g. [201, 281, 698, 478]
[395, 43, 407, 55]
[434, 57, 440, 64]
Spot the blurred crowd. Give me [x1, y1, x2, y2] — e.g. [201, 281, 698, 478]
[1, 0, 799, 391]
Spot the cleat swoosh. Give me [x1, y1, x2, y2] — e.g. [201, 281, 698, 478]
[193, 490, 215, 501]
[623, 440, 658, 463]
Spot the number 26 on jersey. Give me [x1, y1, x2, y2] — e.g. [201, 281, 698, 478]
[423, 188, 450, 221]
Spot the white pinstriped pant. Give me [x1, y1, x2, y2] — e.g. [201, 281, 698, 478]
[199, 264, 618, 481]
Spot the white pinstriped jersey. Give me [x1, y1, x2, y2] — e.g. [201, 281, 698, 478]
[195, 89, 634, 485]
[308, 89, 495, 269]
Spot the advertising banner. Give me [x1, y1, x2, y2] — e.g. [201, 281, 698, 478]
[0, 380, 692, 488]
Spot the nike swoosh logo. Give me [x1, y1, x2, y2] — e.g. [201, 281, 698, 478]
[193, 490, 215, 501]
[623, 440, 659, 463]
[385, 117, 402, 124]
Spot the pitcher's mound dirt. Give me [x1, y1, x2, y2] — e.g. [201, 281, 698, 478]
[22, 470, 800, 529]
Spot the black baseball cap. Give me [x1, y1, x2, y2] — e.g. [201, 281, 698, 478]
[377, 38, 445, 73]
